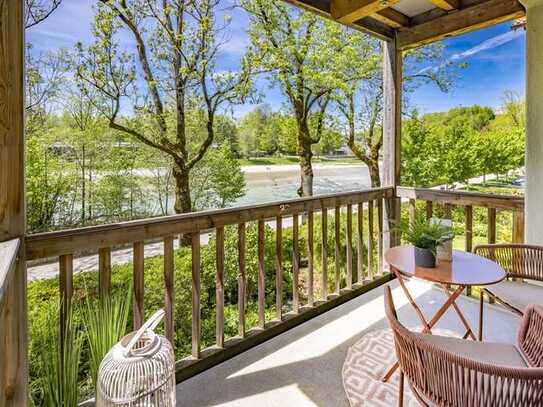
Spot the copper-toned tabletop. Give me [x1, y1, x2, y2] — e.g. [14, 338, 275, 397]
[385, 245, 506, 287]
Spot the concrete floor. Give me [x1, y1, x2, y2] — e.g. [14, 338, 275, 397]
[176, 279, 520, 407]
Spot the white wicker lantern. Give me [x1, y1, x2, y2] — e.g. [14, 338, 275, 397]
[96, 310, 176, 406]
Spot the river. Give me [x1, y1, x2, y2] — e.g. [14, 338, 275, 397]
[235, 164, 373, 205]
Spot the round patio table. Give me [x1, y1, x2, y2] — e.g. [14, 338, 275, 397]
[382, 245, 506, 382]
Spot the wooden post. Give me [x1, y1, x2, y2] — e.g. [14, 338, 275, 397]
[216, 227, 225, 347]
[0, 1, 27, 404]
[487, 208, 497, 244]
[334, 206, 341, 293]
[513, 210, 525, 243]
[346, 204, 353, 289]
[464, 206, 473, 296]
[163, 236, 175, 343]
[191, 233, 201, 358]
[292, 215, 299, 313]
[237, 223, 246, 337]
[383, 39, 402, 254]
[275, 217, 283, 320]
[98, 247, 112, 298]
[257, 220, 265, 328]
[133, 241, 145, 329]
[321, 208, 328, 300]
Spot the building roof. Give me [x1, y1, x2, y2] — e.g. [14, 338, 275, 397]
[284, 0, 525, 49]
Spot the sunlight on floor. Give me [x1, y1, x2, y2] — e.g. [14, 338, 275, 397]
[227, 280, 433, 379]
[176, 280, 519, 406]
[205, 384, 316, 407]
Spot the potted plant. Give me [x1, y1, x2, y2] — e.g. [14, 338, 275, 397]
[397, 215, 454, 268]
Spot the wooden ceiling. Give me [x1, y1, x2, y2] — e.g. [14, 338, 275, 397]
[283, 0, 525, 49]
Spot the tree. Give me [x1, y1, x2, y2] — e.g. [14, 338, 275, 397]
[191, 143, 246, 209]
[337, 73, 383, 187]
[501, 90, 525, 129]
[336, 42, 460, 187]
[242, 0, 374, 196]
[25, 0, 62, 28]
[77, 1, 253, 226]
[401, 110, 437, 187]
[63, 86, 107, 225]
[238, 105, 273, 157]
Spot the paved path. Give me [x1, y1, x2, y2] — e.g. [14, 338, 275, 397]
[27, 170, 520, 282]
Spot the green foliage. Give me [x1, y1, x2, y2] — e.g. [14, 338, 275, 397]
[192, 143, 246, 209]
[35, 303, 83, 407]
[402, 97, 525, 188]
[82, 290, 131, 387]
[397, 215, 454, 254]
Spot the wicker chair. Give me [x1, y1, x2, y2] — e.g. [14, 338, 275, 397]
[474, 244, 543, 340]
[384, 285, 543, 407]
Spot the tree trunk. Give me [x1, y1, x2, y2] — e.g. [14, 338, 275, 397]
[368, 161, 381, 188]
[81, 143, 86, 225]
[173, 161, 193, 246]
[297, 120, 314, 197]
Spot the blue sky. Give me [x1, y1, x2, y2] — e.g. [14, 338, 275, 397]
[27, 0, 525, 117]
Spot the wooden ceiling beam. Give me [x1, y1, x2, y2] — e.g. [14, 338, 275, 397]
[428, 0, 460, 11]
[374, 8, 411, 28]
[397, 0, 525, 49]
[331, 0, 400, 24]
[282, 0, 395, 40]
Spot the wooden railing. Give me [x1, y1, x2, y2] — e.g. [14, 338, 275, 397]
[397, 187, 525, 296]
[0, 238, 22, 403]
[0, 239, 20, 310]
[26, 187, 395, 379]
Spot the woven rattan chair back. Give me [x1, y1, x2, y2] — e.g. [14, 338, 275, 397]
[474, 244, 543, 282]
[384, 286, 543, 407]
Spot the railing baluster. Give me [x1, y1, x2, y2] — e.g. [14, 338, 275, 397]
[133, 241, 144, 329]
[513, 210, 525, 243]
[426, 201, 433, 221]
[59, 254, 73, 346]
[238, 223, 246, 338]
[321, 208, 328, 300]
[191, 233, 201, 358]
[98, 247, 111, 298]
[367, 201, 374, 279]
[409, 199, 416, 226]
[163, 236, 174, 343]
[258, 220, 265, 328]
[377, 199, 384, 275]
[487, 208, 497, 244]
[334, 206, 341, 294]
[357, 202, 364, 284]
[307, 211, 314, 306]
[465, 206, 473, 297]
[465, 206, 473, 252]
[276, 216, 283, 320]
[292, 214, 299, 313]
[444, 203, 453, 219]
[216, 227, 225, 347]
[346, 204, 353, 289]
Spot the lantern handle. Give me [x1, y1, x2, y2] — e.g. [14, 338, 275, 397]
[124, 309, 165, 357]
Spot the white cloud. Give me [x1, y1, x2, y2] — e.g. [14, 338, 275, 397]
[418, 29, 524, 75]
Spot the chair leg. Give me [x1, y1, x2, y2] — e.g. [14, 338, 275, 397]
[478, 290, 484, 341]
[398, 371, 404, 407]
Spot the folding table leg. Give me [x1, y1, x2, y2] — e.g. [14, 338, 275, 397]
[440, 284, 477, 340]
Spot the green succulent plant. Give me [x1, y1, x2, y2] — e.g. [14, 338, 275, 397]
[396, 215, 454, 255]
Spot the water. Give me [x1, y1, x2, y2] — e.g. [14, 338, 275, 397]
[138, 163, 373, 214]
[235, 164, 373, 206]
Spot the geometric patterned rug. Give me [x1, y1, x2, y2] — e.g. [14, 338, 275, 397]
[342, 328, 419, 406]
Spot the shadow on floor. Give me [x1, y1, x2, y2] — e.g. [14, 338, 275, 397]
[176, 280, 520, 407]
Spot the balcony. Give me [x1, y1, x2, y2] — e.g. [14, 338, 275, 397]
[175, 278, 519, 406]
[1, 186, 526, 405]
